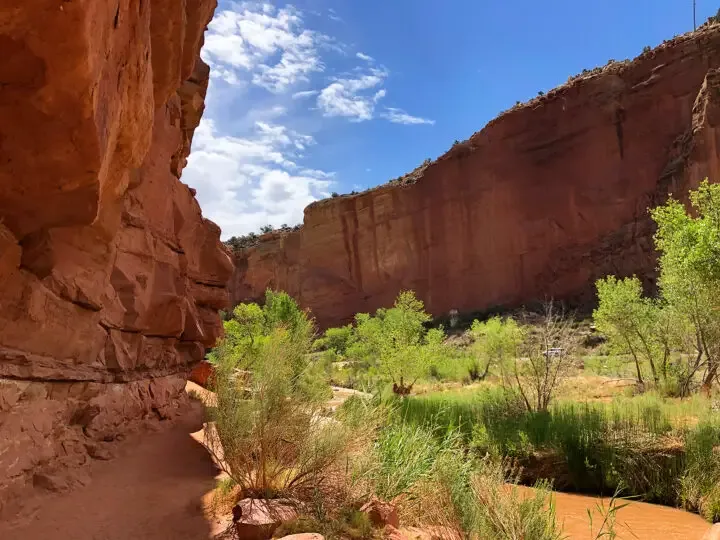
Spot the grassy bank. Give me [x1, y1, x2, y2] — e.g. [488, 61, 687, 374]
[395, 388, 720, 520]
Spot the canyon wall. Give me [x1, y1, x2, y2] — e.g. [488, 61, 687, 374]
[232, 26, 720, 330]
[0, 0, 230, 509]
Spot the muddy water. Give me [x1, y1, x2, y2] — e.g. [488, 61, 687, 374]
[540, 489, 711, 539]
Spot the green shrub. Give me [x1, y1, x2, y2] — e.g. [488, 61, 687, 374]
[208, 292, 347, 501]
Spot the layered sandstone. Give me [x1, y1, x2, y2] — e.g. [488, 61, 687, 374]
[232, 26, 720, 329]
[0, 0, 230, 507]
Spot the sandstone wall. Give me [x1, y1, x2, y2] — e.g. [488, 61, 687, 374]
[0, 0, 230, 508]
[231, 26, 720, 330]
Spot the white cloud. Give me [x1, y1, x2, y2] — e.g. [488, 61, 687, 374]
[202, 3, 325, 91]
[317, 68, 389, 121]
[328, 8, 343, 22]
[185, 3, 438, 239]
[292, 89, 319, 100]
[184, 118, 333, 238]
[381, 107, 435, 125]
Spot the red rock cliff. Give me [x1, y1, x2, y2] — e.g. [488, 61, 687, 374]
[0, 0, 230, 508]
[231, 26, 720, 330]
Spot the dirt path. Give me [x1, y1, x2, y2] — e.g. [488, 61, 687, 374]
[0, 400, 219, 540]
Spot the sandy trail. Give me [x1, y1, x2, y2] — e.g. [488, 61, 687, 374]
[0, 400, 218, 540]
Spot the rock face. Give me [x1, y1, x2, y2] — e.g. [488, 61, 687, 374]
[0, 0, 230, 508]
[232, 26, 720, 329]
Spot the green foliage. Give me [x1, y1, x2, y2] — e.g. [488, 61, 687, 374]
[594, 181, 720, 394]
[469, 316, 523, 381]
[212, 289, 316, 375]
[349, 291, 443, 395]
[594, 276, 668, 386]
[314, 324, 356, 356]
[651, 180, 720, 389]
[208, 291, 343, 499]
[224, 232, 259, 251]
[397, 386, 720, 511]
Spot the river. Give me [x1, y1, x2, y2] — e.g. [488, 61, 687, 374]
[538, 489, 710, 539]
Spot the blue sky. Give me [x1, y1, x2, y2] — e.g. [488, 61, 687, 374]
[183, 0, 719, 239]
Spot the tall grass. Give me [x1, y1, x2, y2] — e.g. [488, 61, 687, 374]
[395, 387, 720, 514]
[358, 418, 563, 539]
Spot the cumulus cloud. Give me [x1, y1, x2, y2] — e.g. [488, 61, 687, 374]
[317, 68, 389, 121]
[183, 118, 333, 238]
[184, 2, 436, 239]
[202, 3, 324, 91]
[381, 107, 435, 125]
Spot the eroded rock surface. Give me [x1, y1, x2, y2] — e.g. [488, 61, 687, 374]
[231, 26, 720, 329]
[0, 0, 230, 509]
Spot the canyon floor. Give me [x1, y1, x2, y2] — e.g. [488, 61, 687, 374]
[0, 399, 220, 540]
[0, 384, 713, 540]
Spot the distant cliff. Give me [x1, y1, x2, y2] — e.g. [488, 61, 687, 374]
[230, 25, 720, 330]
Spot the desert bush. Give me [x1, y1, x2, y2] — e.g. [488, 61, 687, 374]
[506, 302, 577, 412]
[207, 292, 346, 502]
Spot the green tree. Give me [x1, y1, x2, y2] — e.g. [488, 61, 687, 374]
[593, 276, 664, 386]
[351, 290, 441, 395]
[468, 316, 523, 381]
[652, 180, 720, 391]
[211, 290, 315, 381]
[314, 324, 356, 356]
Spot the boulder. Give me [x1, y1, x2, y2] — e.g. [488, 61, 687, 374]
[233, 499, 298, 540]
[189, 360, 216, 388]
[360, 497, 400, 529]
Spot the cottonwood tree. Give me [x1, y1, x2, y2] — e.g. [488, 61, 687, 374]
[468, 316, 523, 381]
[594, 180, 720, 395]
[350, 290, 443, 395]
[594, 276, 663, 387]
[652, 180, 720, 392]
